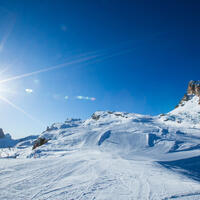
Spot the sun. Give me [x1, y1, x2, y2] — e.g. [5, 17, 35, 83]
[0, 43, 132, 123]
[0, 81, 42, 124]
[0, 82, 15, 95]
[0, 75, 38, 122]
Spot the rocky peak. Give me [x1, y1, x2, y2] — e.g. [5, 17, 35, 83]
[0, 128, 5, 138]
[187, 80, 200, 96]
[176, 80, 200, 107]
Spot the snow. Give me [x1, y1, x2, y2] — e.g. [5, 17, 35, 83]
[161, 95, 200, 126]
[1, 95, 200, 199]
[1, 151, 200, 200]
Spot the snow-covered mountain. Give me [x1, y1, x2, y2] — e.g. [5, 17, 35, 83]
[1, 81, 200, 200]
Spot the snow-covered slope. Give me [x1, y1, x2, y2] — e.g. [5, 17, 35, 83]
[1, 81, 200, 200]
[160, 95, 200, 126]
[0, 134, 38, 158]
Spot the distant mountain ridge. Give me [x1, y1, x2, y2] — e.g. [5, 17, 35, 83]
[1, 80, 200, 158]
[1, 81, 200, 200]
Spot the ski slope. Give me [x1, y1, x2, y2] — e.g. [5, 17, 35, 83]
[1, 92, 200, 199]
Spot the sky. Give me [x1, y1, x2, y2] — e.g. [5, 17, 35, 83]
[0, 0, 200, 138]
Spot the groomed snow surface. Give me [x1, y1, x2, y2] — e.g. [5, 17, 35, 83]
[1, 96, 200, 200]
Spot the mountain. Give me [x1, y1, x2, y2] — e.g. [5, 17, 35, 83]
[0, 130, 38, 158]
[0, 128, 5, 138]
[1, 81, 200, 200]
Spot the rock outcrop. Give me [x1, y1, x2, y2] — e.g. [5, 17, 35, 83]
[32, 137, 48, 150]
[176, 80, 200, 107]
[0, 128, 5, 138]
[91, 113, 101, 120]
[187, 80, 200, 96]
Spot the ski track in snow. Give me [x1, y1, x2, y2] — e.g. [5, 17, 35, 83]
[1, 151, 200, 200]
[1, 96, 200, 199]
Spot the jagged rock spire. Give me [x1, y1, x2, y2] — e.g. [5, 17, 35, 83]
[176, 80, 200, 108]
[187, 80, 200, 96]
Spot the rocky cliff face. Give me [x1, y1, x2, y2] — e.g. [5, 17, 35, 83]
[177, 80, 200, 107]
[187, 80, 200, 96]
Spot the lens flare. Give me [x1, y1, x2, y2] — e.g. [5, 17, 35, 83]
[0, 43, 135, 123]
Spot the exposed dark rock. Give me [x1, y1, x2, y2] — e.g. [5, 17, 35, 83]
[43, 125, 58, 133]
[176, 80, 200, 108]
[0, 128, 5, 138]
[182, 93, 190, 101]
[46, 126, 51, 131]
[159, 113, 165, 117]
[114, 113, 123, 117]
[177, 93, 191, 107]
[92, 113, 101, 120]
[32, 137, 48, 150]
[187, 80, 200, 96]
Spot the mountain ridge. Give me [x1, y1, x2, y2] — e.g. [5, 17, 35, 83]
[1, 80, 200, 158]
[1, 80, 200, 199]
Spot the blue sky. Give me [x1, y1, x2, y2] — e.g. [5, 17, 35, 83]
[0, 0, 200, 138]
